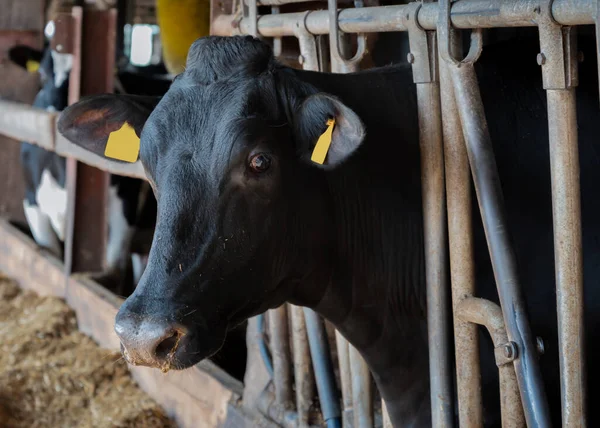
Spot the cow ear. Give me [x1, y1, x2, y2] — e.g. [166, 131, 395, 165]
[294, 93, 365, 169]
[57, 94, 160, 161]
[8, 45, 43, 73]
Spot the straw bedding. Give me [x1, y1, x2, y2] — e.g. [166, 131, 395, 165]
[0, 273, 175, 428]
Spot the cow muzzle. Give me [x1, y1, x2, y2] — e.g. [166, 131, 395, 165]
[114, 310, 188, 372]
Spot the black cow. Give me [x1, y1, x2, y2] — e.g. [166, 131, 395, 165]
[10, 43, 165, 294]
[57, 35, 600, 426]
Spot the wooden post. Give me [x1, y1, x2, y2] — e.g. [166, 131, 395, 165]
[63, 7, 116, 276]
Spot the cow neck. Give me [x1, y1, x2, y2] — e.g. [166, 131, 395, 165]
[287, 67, 431, 425]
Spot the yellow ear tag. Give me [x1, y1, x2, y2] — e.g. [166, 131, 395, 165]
[311, 118, 335, 165]
[26, 60, 40, 73]
[104, 122, 140, 163]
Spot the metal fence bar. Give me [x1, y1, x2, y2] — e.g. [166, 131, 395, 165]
[448, 56, 552, 428]
[303, 308, 343, 427]
[349, 344, 373, 428]
[290, 305, 314, 427]
[269, 305, 294, 409]
[547, 87, 586, 428]
[438, 1, 552, 421]
[406, 3, 453, 426]
[327, 0, 365, 73]
[321, 8, 373, 425]
[335, 331, 354, 427]
[456, 298, 525, 427]
[212, 0, 595, 37]
[536, 6, 586, 423]
[438, 29, 483, 428]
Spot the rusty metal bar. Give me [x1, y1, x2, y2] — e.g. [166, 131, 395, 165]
[316, 17, 372, 425]
[536, 6, 586, 423]
[289, 305, 314, 426]
[211, 0, 595, 37]
[269, 305, 294, 409]
[547, 87, 586, 428]
[295, 28, 354, 426]
[349, 344, 373, 428]
[438, 28, 482, 428]
[272, 6, 282, 58]
[406, 4, 453, 426]
[295, 13, 320, 72]
[328, 0, 365, 73]
[456, 298, 525, 427]
[438, 1, 551, 423]
[247, 0, 258, 37]
[335, 331, 353, 427]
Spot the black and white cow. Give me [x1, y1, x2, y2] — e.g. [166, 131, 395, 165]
[57, 34, 600, 426]
[10, 42, 165, 294]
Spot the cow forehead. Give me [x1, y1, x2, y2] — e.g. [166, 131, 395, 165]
[144, 78, 282, 153]
[140, 83, 269, 176]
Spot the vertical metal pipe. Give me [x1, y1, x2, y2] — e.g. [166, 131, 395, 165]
[546, 88, 586, 426]
[290, 304, 314, 426]
[247, 0, 258, 37]
[405, 15, 454, 422]
[303, 308, 342, 427]
[536, 13, 585, 423]
[271, 6, 282, 58]
[417, 79, 453, 428]
[335, 331, 353, 427]
[269, 305, 294, 408]
[381, 399, 392, 428]
[349, 344, 373, 428]
[296, 29, 345, 428]
[448, 60, 552, 427]
[438, 31, 483, 428]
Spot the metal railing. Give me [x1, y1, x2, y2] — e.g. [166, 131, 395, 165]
[212, 0, 595, 426]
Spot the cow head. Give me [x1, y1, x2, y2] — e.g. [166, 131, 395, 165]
[58, 36, 365, 371]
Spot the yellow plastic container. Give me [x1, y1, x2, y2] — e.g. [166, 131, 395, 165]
[156, 0, 211, 74]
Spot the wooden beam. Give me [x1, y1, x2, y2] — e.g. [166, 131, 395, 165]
[0, 219, 65, 297]
[64, 8, 114, 274]
[0, 0, 45, 31]
[0, 101, 56, 149]
[55, 132, 146, 178]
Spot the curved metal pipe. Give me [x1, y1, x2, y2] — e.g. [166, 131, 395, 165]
[456, 297, 525, 427]
[269, 306, 294, 408]
[303, 308, 342, 428]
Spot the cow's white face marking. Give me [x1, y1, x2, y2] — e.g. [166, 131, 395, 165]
[50, 50, 73, 88]
[23, 199, 62, 258]
[36, 169, 67, 242]
[106, 185, 135, 272]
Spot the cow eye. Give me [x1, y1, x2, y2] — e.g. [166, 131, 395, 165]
[249, 153, 271, 173]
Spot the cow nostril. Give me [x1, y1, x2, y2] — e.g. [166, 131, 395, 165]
[154, 331, 181, 361]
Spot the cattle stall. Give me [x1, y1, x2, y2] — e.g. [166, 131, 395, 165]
[0, 0, 597, 427]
